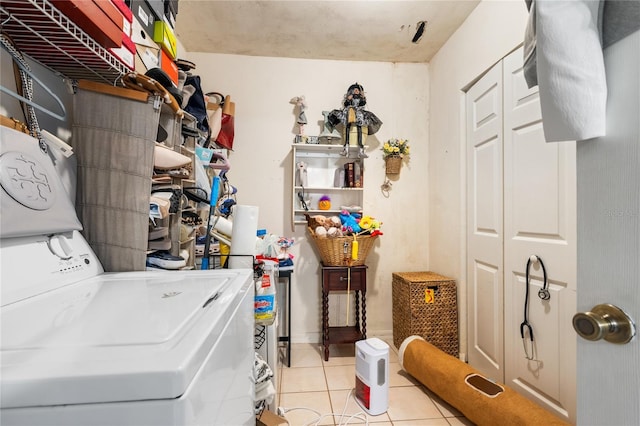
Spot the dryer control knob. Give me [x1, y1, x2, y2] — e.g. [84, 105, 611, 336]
[47, 234, 73, 260]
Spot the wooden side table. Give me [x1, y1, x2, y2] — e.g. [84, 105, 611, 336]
[321, 264, 367, 361]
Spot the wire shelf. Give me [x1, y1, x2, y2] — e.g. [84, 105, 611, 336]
[254, 325, 266, 350]
[0, 0, 128, 85]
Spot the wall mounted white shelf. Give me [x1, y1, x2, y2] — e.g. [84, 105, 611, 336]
[292, 143, 366, 229]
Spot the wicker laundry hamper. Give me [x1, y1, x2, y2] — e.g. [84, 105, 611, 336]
[392, 271, 459, 357]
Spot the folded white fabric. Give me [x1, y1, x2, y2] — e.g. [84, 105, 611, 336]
[535, 0, 607, 142]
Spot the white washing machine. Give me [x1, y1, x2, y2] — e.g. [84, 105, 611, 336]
[0, 127, 255, 425]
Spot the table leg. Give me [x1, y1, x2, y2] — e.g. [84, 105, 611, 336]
[322, 289, 329, 361]
[354, 289, 360, 333]
[362, 290, 367, 339]
[277, 273, 292, 367]
[286, 275, 291, 367]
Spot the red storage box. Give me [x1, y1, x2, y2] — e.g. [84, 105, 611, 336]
[111, 0, 133, 37]
[94, 0, 124, 30]
[112, 0, 133, 23]
[51, 0, 123, 48]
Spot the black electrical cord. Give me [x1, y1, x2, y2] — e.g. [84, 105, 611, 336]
[298, 187, 309, 211]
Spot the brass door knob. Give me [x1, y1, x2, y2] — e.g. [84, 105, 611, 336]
[573, 304, 635, 344]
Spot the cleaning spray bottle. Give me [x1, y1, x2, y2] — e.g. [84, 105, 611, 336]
[254, 259, 277, 325]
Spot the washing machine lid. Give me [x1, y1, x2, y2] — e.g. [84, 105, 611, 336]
[0, 268, 253, 408]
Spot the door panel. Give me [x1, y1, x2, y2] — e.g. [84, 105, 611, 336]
[474, 137, 501, 234]
[503, 48, 576, 423]
[466, 62, 504, 381]
[511, 124, 560, 234]
[472, 261, 501, 369]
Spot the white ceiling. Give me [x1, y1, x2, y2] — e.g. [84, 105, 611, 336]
[175, 1, 481, 63]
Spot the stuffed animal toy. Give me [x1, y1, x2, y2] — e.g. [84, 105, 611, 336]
[296, 161, 308, 187]
[315, 226, 328, 238]
[339, 209, 362, 234]
[310, 214, 328, 228]
[329, 216, 341, 228]
[326, 227, 339, 237]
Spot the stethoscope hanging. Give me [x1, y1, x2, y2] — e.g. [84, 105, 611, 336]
[520, 255, 549, 360]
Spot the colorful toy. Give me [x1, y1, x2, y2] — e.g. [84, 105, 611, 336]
[359, 215, 383, 236]
[340, 209, 362, 234]
[318, 195, 331, 210]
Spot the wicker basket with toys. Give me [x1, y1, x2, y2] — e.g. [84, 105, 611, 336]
[305, 211, 382, 266]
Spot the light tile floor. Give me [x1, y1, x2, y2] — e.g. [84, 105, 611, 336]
[275, 338, 474, 426]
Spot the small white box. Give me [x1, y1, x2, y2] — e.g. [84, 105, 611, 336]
[355, 338, 389, 415]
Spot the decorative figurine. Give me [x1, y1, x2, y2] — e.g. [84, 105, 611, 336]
[290, 95, 308, 136]
[328, 83, 382, 158]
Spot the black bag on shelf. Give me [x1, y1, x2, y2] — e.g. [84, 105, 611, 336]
[183, 74, 208, 134]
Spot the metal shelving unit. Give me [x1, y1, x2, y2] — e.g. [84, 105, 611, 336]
[0, 0, 128, 84]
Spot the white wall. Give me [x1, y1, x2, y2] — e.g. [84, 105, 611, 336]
[428, 0, 529, 357]
[184, 52, 430, 342]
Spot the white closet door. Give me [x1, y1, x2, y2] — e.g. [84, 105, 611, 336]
[466, 48, 577, 423]
[503, 48, 576, 423]
[466, 61, 504, 382]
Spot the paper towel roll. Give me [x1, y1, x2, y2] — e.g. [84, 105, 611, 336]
[212, 216, 233, 237]
[229, 205, 259, 269]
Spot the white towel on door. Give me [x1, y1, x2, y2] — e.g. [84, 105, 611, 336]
[535, 0, 607, 142]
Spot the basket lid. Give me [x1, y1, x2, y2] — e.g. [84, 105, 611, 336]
[392, 271, 454, 283]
